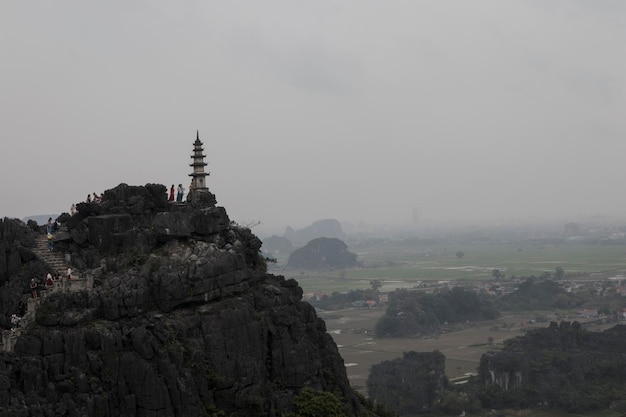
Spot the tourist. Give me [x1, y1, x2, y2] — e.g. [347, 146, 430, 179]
[30, 279, 38, 298]
[70, 203, 77, 215]
[46, 217, 53, 234]
[54, 271, 61, 290]
[66, 266, 72, 281]
[176, 184, 185, 202]
[87, 194, 91, 203]
[47, 233, 54, 251]
[45, 272, 54, 289]
[10, 314, 20, 331]
[169, 185, 175, 202]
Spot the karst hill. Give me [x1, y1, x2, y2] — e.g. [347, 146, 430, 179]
[0, 182, 374, 417]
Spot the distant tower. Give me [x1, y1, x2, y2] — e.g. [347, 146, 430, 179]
[188, 130, 216, 207]
[189, 130, 209, 191]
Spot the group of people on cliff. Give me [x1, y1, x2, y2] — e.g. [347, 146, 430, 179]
[168, 183, 191, 202]
[29, 267, 72, 299]
[86, 192, 104, 204]
[46, 218, 60, 251]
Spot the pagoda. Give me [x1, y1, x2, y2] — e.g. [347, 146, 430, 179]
[188, 131, 216, 206]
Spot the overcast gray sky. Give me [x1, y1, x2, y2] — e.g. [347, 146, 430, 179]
[2, 1, 625, 234]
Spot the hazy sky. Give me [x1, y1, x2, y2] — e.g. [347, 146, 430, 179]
[2, 1, 625, 235]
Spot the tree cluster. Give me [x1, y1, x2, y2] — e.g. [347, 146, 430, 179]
[497, 277, 583, 311]
[308, 289, 379, 311]
[375, 287, 500, 337]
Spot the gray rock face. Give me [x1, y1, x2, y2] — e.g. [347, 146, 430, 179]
[477, 322, 626, 411]
[0, 184, 362, 417]
[367, 351, 446, 415]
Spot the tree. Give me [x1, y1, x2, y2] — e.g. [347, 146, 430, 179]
[456, 251, 464, 259]
[286, 388, 348, 417]
[492, 269, 502, 280]
[370, 279, 382, 291]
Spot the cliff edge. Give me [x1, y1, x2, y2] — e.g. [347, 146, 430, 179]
[0, 183, 365, 417]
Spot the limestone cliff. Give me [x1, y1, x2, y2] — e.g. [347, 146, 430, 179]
[478, 321, 626, 412]
[0, 184, 366, 417]
[366, 351, 445, 415]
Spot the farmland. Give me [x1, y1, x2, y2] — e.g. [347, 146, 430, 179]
[273, 242, 626, 293]
[270, 240, 626, 404]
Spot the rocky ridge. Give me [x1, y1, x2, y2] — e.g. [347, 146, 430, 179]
[0, 183, 368, 417]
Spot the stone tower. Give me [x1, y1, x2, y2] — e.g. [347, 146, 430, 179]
[190, 130, 209, 191]
[188, 131, 216, 207]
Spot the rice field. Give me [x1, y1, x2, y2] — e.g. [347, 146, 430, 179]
[272, 242, 626, 293]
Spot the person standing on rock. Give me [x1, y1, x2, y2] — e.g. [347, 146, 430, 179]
[176, 184, 184, 202]
[67, 266, 72, 281]
[46, 218, 53, 234]
[47, 233, 54, 251]
[30, 279, 38, 298]
[169, 185, 175, 202]
[45, 273, 54, 290]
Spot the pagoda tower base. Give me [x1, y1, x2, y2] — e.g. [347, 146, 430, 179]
[187, 188, 217, 208]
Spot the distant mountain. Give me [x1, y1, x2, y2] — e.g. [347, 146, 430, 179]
[287, 237, 357, 269]
[284, 218, 344, 246]
[262, 235, 293, 255]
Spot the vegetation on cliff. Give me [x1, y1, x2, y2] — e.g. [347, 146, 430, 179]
[475, 322, 626, 413]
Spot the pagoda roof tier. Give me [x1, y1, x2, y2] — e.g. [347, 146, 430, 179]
[189, 162, 208, 167]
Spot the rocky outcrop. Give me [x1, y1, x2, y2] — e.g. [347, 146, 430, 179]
[287, 237, 358, 269]
[0, 184, 369, 417]
[366, 351, 446, 415]
[478, 321, 626, 412]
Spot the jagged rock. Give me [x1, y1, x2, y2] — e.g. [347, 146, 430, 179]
[478, 322, 626, 412]
[367, 351, 446, 414]
[0, 184, 367, 417]
[288, 237, 358, 269]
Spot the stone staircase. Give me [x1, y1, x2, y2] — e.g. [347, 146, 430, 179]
[2, 227, 93, 352]
[34, 227, 70, 277]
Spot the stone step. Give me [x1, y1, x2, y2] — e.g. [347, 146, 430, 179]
[3, 230, 92, 352]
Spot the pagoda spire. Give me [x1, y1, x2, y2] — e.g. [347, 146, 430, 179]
[186, 131, 217, 207]
[189, 131, 209, 193]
